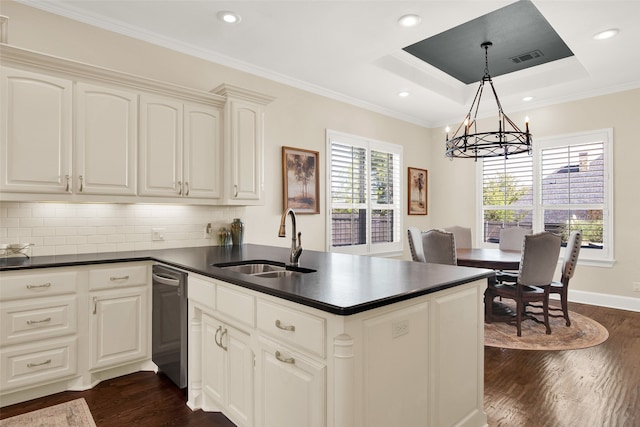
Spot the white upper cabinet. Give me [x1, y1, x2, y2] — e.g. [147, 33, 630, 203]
[139, 95, 183, 197]
[214, 84, 274, 205]
[139, 95, 222, 200]
[75, 82, 138, 195]
[0, 67, 72, 194]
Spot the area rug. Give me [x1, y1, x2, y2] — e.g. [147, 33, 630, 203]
[0, 398, 96, 427]
[484, 302, 609, 351]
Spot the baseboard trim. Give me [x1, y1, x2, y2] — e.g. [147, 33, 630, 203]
[567, 290, 640, 312]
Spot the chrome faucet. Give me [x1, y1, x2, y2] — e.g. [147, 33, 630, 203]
[278, 208, 302, 266]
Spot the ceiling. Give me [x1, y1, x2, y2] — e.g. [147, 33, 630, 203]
[15, 0, 640, 128]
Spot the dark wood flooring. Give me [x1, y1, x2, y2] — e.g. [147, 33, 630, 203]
[1, 302, 638, 426]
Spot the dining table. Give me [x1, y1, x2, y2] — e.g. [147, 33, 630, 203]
[456, 248, 521, 271]
[456, 247, 522, 321]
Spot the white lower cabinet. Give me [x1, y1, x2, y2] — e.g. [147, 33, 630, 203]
[189, 277, 487, 427]
[256, 337, 325, 427]
[202, 313, 254, 427]
[89, 286, 148, 370]
[88, 264, 149, 370]
[0, 262, 152, 407]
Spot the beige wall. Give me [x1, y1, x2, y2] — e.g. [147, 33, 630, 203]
[2, 1, 638, 306]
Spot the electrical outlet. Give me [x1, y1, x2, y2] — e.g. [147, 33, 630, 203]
[633, 282, 640, 292]
[392, 320, 410, 338]
[151, 228, 165, 241]
[203, 223, 213, 238]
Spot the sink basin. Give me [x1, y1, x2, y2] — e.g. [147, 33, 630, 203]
[252, 270, 302, 278]
[220, 263, 285, 275]
[214, 260, 316, 278]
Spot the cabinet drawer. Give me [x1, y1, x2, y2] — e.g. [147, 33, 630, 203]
[89, 264, 148, 290]
[216, 283, 255, 328]
[188, 275, 215, 310]
[257, 300, 325, 357]
[0, 336, 77, 391]
[0, 271, 77, 301]
[1, 295, 77, 346]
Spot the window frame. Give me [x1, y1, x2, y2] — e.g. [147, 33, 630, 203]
[326, 129, 403, 256]
[476, 128, 614, 267]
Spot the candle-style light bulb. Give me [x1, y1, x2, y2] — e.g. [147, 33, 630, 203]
[445, 126, 450, 140]
[525, 116, 530, 133]
[464, 119, 469, 136]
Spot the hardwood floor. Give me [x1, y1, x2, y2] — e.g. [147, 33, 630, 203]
[1, 302, 638, 426]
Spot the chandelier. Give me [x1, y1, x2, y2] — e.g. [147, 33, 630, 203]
[445, 42, 532, 160]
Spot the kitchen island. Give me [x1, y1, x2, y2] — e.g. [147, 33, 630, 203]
[1, 245, 492, 426]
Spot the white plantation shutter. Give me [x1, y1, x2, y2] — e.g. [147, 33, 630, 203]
[479, 128, 612, 264]
[327, 130, 402, 255]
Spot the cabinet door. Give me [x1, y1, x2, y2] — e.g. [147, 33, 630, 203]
[75, 82, 137, 195]
[90, 286, 148, 370]
[183, 103, 222, 199]
[0, 67, 72, 193]
[226, 99, 264, 203]
[139, 95, 183, 197]
[202, 314, 254, 427]
[257, 339, 325, 427]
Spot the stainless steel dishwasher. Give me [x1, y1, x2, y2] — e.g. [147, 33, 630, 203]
[152, 264, 187, 389]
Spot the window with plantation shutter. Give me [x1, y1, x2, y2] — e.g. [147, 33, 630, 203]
[479, 128, 613, 265]
[327, 130, 402, 255]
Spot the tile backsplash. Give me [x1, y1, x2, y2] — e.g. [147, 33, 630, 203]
[0, 202, 245, 256]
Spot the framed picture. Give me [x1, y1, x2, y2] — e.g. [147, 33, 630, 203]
[408, 167, 428, 215]
[282, 146, 320, 214]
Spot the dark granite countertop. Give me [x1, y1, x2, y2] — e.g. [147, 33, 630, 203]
[0, 244, 494, 315]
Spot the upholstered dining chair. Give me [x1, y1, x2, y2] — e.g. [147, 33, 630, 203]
[422, 229, 457, 265]
[407, 227, 426, 263]
[486, 232, 561, 336]
[528, 230, 582, 326]
[496, 227, 532, 283]
[499, 226, 532, 251]
[444, 225, 472, 249]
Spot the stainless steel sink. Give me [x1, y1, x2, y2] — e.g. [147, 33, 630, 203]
[214, 260, 315, 278]
[251, 270, 302, 278]
[220, 263, 286, 275]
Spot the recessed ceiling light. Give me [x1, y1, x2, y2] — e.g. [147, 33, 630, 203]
[522, 96, 534, 102]
[398, 91, 410, 97]
[398, 14, 421, 27]
[593, 29, 619, 40]
[217, 11, 241, 24]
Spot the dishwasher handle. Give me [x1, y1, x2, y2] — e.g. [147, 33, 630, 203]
[152, 273, 181, 287]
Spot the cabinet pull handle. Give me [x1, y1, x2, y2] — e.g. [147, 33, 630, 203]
[65, 175, 71, 192]
[27, 359, 52, 368]
[220, 328, 228, 351]
[275, 351, 295, 365]
[27, 282, 51, 290]
[79, 175, 84, 192]
[185, 182, 190, 196]
[110, 275, 130, 281]
[275, 320, 295, 332]
[177, 180, 182, 195]
[27, 317, 52, 325]
[234, 184, 238, 197]
[214, 325, 222, 347]
[93, 296, 97, 315]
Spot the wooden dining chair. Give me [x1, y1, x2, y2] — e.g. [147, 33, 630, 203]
[407, 227, 426, 262]
[444, 226, 472, 249]
[486, 232, 561, 336]
[528, 230, 582, 326]
[422, 229, 457, 265]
